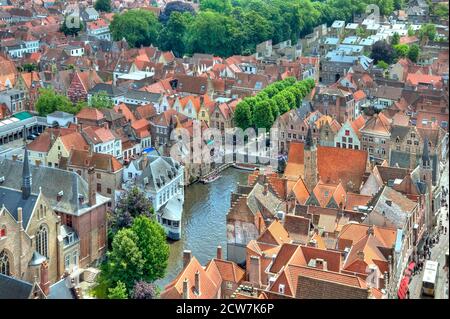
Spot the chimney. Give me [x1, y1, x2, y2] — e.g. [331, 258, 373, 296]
[216, 246, 222, 260]
[39, 261, 50, 296]
[249, 256, 261, 286]
[141, 155, 148, 170]
[183, 250, 192, 268]
[194, 271, 201, 296]
[182, 278, 189, 299]
[263, 183, 269, 195]
[367, 226, 374, 236]
[87, 167, 96, 206]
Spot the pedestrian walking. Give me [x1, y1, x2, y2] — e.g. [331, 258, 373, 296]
[445, 226, 447, 235]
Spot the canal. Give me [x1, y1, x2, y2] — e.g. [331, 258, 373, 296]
[156, 167, 250, 288]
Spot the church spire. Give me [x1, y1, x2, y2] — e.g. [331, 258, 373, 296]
[305, 126, 314, 150]
[422, 137, 430, 168]
[22, 146, 32, 199]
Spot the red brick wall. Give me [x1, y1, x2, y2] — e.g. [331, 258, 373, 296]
[57, 203, 107, 268]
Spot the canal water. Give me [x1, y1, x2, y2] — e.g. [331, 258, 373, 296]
[156, 168, 250, 288]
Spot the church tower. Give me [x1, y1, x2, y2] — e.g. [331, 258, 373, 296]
[304, 127, 318, 193]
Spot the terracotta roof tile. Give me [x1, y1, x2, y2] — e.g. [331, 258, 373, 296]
[114, 103, 136, 122]
[76, 108, 105, 121]
[285, 142, 368, 192]
[59, 132, 88, 151]
[161, 256, 219, 299]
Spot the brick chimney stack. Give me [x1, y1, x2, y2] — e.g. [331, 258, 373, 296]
[194, 271, 201, 296]
[249, 256, 261, 287]
[216, 246, 222, 260]
[40, 261, 50, 296]
[182, 278, 189, 299]
[88, 166, 96, 206]
[183, 250, 192, 268]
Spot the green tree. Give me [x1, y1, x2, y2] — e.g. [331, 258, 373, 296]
[356, 27, 367, 38]
[200, 0, 232, 14]
[131, 216, 169, 282]
[371, 40, 395, 64]
[22, 63, 37, 72]
[393, 44, 409, 59]
[110, 186, 154, 233]
[35, 88, 73, 116]
[407, 26, 415, 37]
[253, 100, 274, 130]
[393, 0, 404, 10]
[158, 12, 192, 57]
[376, 60, 389, 70]
[96, 228, 145, 296]
[60, 15, 84, 36]
[233, 100, 252, 129]
[419, 23, 437, 44]
[372, 0, 394, 16]
[239, 10, 273, 52]
[110, 9, 161, 47]
[391, 32, 400, 45]
[90, 91, 113, 109]
[434, 3, 449, 19]
[108, 281, 128, 299]
[407, 44, 420, 63]
[94, 0, 112, 12]
[272, 93, 289, 114]
[185, 11, 243, 57]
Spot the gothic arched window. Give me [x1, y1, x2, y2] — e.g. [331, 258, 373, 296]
[0, 250, 10, 275]
[36, 225, 49, 258]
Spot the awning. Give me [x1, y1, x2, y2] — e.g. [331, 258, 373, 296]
[397, 276, 409, 299]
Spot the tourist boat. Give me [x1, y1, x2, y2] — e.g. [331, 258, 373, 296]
[157, 195, 183, 241]
[200, 174, 221, 184]
[232, 163, 257, 171]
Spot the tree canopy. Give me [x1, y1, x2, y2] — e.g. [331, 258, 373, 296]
[109, 0, 396, 57]
[407, 44, 420, 63]
[419, 23, 437, 44]
[90, 91, 114, 109]
[110, 186, 154, 233]
[94, 216, 169, 298]
[233, 77, 315, 130]
[131, 281, 159, 299]
[371, 40, 395, 64]
[108, 281, 128, 299]
[94, 0, 112, 13]
[35, 88, 82, 116]
[110, 9, 160, 48]
[159, 0, 196, 23]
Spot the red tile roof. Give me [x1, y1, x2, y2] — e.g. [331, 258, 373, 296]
[285, 142, 369, 192]
[76, 108, 105, 121]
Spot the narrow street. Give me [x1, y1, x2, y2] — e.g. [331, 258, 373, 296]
[409, 159, 449, 299]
